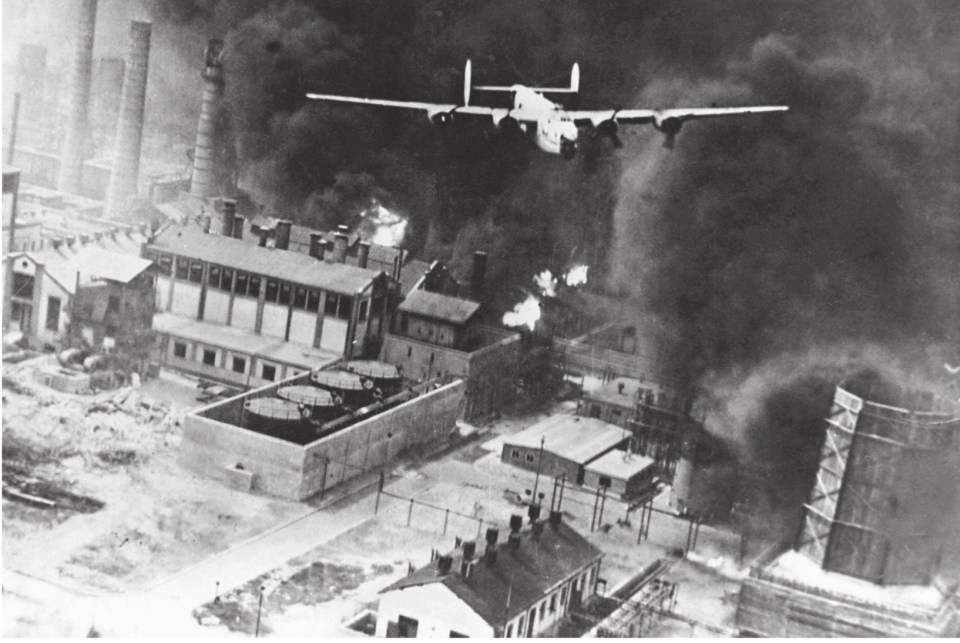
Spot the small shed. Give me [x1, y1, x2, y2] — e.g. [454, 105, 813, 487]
[501, 415, 629, 484]
[583, 450, 656, 499]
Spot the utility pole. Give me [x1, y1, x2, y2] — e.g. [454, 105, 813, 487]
[531, 436, 545, 501]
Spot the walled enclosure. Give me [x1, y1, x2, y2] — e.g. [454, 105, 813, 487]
[179, 375, 465, 500]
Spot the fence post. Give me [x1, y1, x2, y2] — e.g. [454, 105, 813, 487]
[443, 508, 449, 535]
[407, 498, 414, 526]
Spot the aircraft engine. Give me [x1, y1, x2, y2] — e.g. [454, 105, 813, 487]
[595, 118, 623, 148]
[497, 115, 522, 135]
[654, 115, 683, 149]
[429, 111, 455, 126]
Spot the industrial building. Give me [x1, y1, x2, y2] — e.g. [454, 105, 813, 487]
[736, 381, 960, 637]
[147, 207, 398, 386]
[376, 512, 603, 638]
[178, 364, 464, 500]
[582, 450, 656, 500]
[381, 256, 522, 420]
[500, 414, 630, 485]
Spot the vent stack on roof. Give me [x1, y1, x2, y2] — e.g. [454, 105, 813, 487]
[332, 225, 349, 263]
[357, 241, 371, 269]
[437, 554, 453, 575]
[509, 514, 523, 533]
[308, 232, 324, 259]
[232, 214, 244, 239]
[258, 228, 269, 247]
[275, 220, 292, 251]
[221, 199, 236, 236]
[470, 250, 487, 302]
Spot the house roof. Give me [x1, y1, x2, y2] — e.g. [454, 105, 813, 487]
[586, 376, 664, 409]
[503, 415, 628, 465]
[381, 519, 603, 628]
[72, 247, 154, 285]
[149, 226, 383, 295]
[399, 289, 480, 325]
[584, 449, 655, 481]
[399, 259, 431, 297]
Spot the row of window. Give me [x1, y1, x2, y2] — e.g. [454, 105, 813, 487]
[155, 253, 368, 319]
[172, 340, 281, 381]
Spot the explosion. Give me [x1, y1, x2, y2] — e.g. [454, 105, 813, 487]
[564, 264, 589, 287]
[502, 294, 542, 331]
[533, 270, 558, 297]
[359, 202, 408, 247]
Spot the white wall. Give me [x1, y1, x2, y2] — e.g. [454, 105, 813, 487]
[204, 290, 230, 324]
[376, 583, 494, 638]
[320, 317, 347, 353]
[261, 302, 288, 339]
[231, 297, 257, 331]
[156, 275, 171, 311]
[288, 309, 316, 346]
[171, 282, 200, 317]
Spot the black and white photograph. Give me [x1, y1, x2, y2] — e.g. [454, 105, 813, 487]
[2, 0, 959, 637]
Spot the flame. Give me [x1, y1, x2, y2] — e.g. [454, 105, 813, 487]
[361, 202, 408, 247]
[502, 294, 542, 330]
[533, 270, 557, 297]
[564, 264, 588, 287]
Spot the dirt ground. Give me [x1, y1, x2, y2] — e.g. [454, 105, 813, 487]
[2, 367, 306, 636]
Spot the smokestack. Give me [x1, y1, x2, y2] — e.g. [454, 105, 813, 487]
[470, 251, 487, 302]
[190, 40, 226, 198]
[275, 220, 292, 251]
[233, 215, 244, 239]
[93, 57, 125, 138]
[221, 199, 236, 236]
[5, 94, 20, 165]
[57, 0, 97, 195]
[357, 241, 371, 269]
[308, 232, 324, 259]
[17, 44, 47, 146]
[104, 20, 152, 219]
[332, 225, 348, 263]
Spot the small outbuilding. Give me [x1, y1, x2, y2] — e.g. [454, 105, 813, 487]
[583, 450, 656, 499]
[501, 415, 629, 484]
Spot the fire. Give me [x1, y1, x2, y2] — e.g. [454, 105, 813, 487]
[533, 270, 557, 297]
[360, 202, 408, 247]
[564, 264, 588, 287]
[502, 294, 542, 330]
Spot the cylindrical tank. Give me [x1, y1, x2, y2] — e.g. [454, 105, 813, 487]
[669, 430, 737, 521]
[277, 385, 341, 423]
[311, 369, 374, 407]
[344, 360, 402, 397]
[105, 20, 151, 219]
[241, 397, 307, 443]
[58, 0, 97, 194]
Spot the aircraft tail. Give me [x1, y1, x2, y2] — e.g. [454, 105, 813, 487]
[473, 62, 580, 95]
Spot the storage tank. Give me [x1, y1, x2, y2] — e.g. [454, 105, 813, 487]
[344, 360, 402, 397]
[277, 385, 341, 423]
[669, 428, 737, 522]
[311, 369, 374, 407]
[241, 397, 307, 443]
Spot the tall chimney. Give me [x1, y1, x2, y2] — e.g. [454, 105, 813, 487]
[57, 0, 97, 195]
[357, 241, 371, 269]
[308, 232, 324, 259]
[469, 251, 487, 302]
[332, 226, 348, 264]
[93, 57, 125, 140]
[17, 44, 47, 146]
[221, 199, 236, 236]
[104, 20, 152, 219]
[190, 40, 226, 198]
[275, 220, 292, 251]
[5, 94, 20, 165]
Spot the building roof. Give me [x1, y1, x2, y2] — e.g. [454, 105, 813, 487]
[399, 259, 431, 297]
[382, 519, 603, 628]
[587, 376, 660, 409]
[153, 312, 341, 370]
[399, 289, 480, 325]
[503, 415, 628, 465]
[584, 449, 655, 481]
[72, 247, 154, 285]
[149, 226, 383, 295]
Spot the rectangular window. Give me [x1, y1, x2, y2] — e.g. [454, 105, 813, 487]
[560, 587, 567, 605]
[232, 356, 246, 374]
[173, 341, 187, 358]
[235, 272, 249, 296]
[549, 593, 557, 613]
[45, 296, 61, 331]
[306, 289, 320, 312]
[175, 257, 189, 280]
[202, 348, 217, 366]
[208, 265, 221, 288]
[158, 254, 173, 275]
[293, 286, 307, 309]
[108, 295, 120, 312]
[539, 602, 545, 619]
[248, 275, 261, 297]
[525, 453, 535, 463]
[506, 624, 513, 638]
[189, 261, 204, 284]
[324, 293, 339, 316]
[358, 299, 368, 322]
[220, 268, 233, 291]
[261, 364, 276, 381]
[599, 476, 612, 488]
[278, 282, 291, 306]
[512, 449, 520, 459]
[397, 615, 419, 638]
[265, 279, 279, 303]
[12, 273, 34, 300]
[337, 295, 353, 319]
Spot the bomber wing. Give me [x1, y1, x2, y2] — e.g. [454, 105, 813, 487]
[306, 93, 507, 121]
[570, 105, 788, 128]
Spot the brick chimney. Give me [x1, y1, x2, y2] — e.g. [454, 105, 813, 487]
[57, 0, 97, 194]
[308, 232, 324, 259]
[275, 220, 292, 251]
[357, 241, 371, 269]
[470, 250, 487, 302]
[221, 199, 236, 236]
[190, 40, 227, 198]
[232, 214, 244, 239]
[332, 225, 348, 263]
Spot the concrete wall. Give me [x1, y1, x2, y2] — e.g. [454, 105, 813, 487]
[179, 377, 465, 500]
